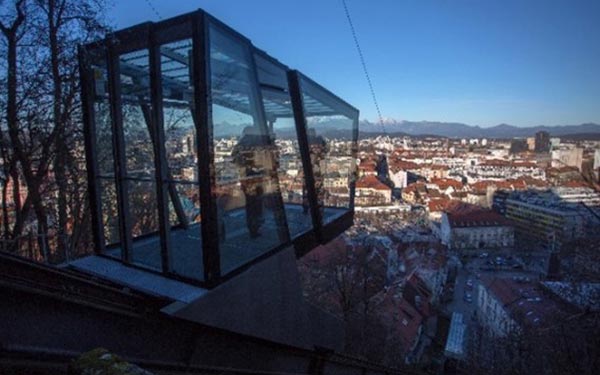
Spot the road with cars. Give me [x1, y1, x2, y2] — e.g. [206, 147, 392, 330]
[440, 251, 547, 357]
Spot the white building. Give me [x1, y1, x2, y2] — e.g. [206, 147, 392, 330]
[355, 175, 392, 206]
[551, 147, 583, 171]
[389, 168, 408, 189]
[478, 277, 573, 337]
[439, 209, 514, 252]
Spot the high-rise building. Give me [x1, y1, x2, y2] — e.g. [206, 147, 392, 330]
[534, 131, 550, 153]
[510, 138, 528, 154]
[504, 189, 600, 249]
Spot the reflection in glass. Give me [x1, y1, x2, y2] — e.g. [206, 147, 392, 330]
[299, 77, 358, 224]
[161, 38, 203, 280]
[209, 24, 289, 274]
[90, 49, 121, 247]
[118, 49, 161, 270]
[82, 13, 358, 286]
[99, 178, 119, 245]
[254, 53, 314, 238]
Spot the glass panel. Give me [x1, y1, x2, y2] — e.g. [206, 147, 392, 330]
[161, 38, 203, 280]
[99, 178, 120, 246]
[90, 48, 121, 248]
[209, 24, 289, 275]
[299, 76, 358, 224]
[120, 49, 154, 178]
[119, 48, 161, 270]
[254, 53, 313, 238]
[128, 180, 161, 271]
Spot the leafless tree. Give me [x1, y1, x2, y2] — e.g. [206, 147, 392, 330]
[1, 0, 108, 260]
[465, 312, 600, 375]
[298, 238, 409, 365]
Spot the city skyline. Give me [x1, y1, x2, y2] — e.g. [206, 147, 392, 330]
[2, 2, 600, 373]
[109, 0, 600, 127]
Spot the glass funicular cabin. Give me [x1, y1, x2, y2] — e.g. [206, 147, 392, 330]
[79, 9, 359, 288]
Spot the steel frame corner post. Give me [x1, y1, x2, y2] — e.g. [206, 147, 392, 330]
[192, 11, 221, 285]
[349, 115, 359, 211]
[149, 26, 173, 273]
[106, 38, 133, 263]
[78, 45, 105, 254]
[287, 70, 324, 239]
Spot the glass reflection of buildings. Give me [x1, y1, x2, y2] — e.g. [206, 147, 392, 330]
[79, 10, 359, 287]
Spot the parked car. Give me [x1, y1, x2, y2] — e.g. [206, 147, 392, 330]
[479, 252, 489, 258]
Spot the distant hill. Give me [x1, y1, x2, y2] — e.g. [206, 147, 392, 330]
[558, 133, 600, 141]
[359, 120, 600, 139]
[224, 120, 600, 141]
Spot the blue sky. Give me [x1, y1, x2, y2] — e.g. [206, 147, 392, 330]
[109, 0, 600, 127]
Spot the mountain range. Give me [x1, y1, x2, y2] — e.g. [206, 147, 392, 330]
[360, 120, 600, 139]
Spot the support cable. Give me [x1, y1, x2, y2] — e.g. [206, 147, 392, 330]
[341, 0, 386, 135]
[144, 0, 162, 20]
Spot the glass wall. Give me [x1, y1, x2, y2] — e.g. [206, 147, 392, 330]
[89, 47, 121, 248]
[298, 75, 358, 224]
[208, 23, 289, 274]
[81, 11, 358, 286]
[253, 53, 314, 239]
[117, 48, 162, 270]
[159, 37, 204, 280]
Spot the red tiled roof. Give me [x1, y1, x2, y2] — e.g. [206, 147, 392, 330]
[359, 163, 377, 172]
[562, 180, 590, 188]
[451, 191, 468, 198]
[445, 201, 482, 214]
[447, 208, 511, 228]
[429, 178, 464, 191]
[403, 181, 427, 194]
[512, 161, 537, 168]
[427, 188, 443, 199]
[428, 198, 454, 212]
[389, 160, 420, 172]
[356, 175, 391, 191]
[376, 291, 423, 356]
[430, 164, 449, 170]
[469, 178, 546, 193]
[481, 277, 576, 329]
[469, 180, 496, 193]
[413, 199, 467, 214]
[517, 177, 548, 188]
[480, 159, 511, 167]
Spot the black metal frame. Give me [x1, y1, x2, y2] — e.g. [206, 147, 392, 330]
[106, 37, 134, 263]
[78, 9, 359, 288]
[288, 70, 359, 250]
[78, 45, 104, 254]
[149, 24, 172, 274]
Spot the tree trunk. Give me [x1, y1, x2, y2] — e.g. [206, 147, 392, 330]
[48, 0, 69, 257]
[0, 0, 26, 248]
